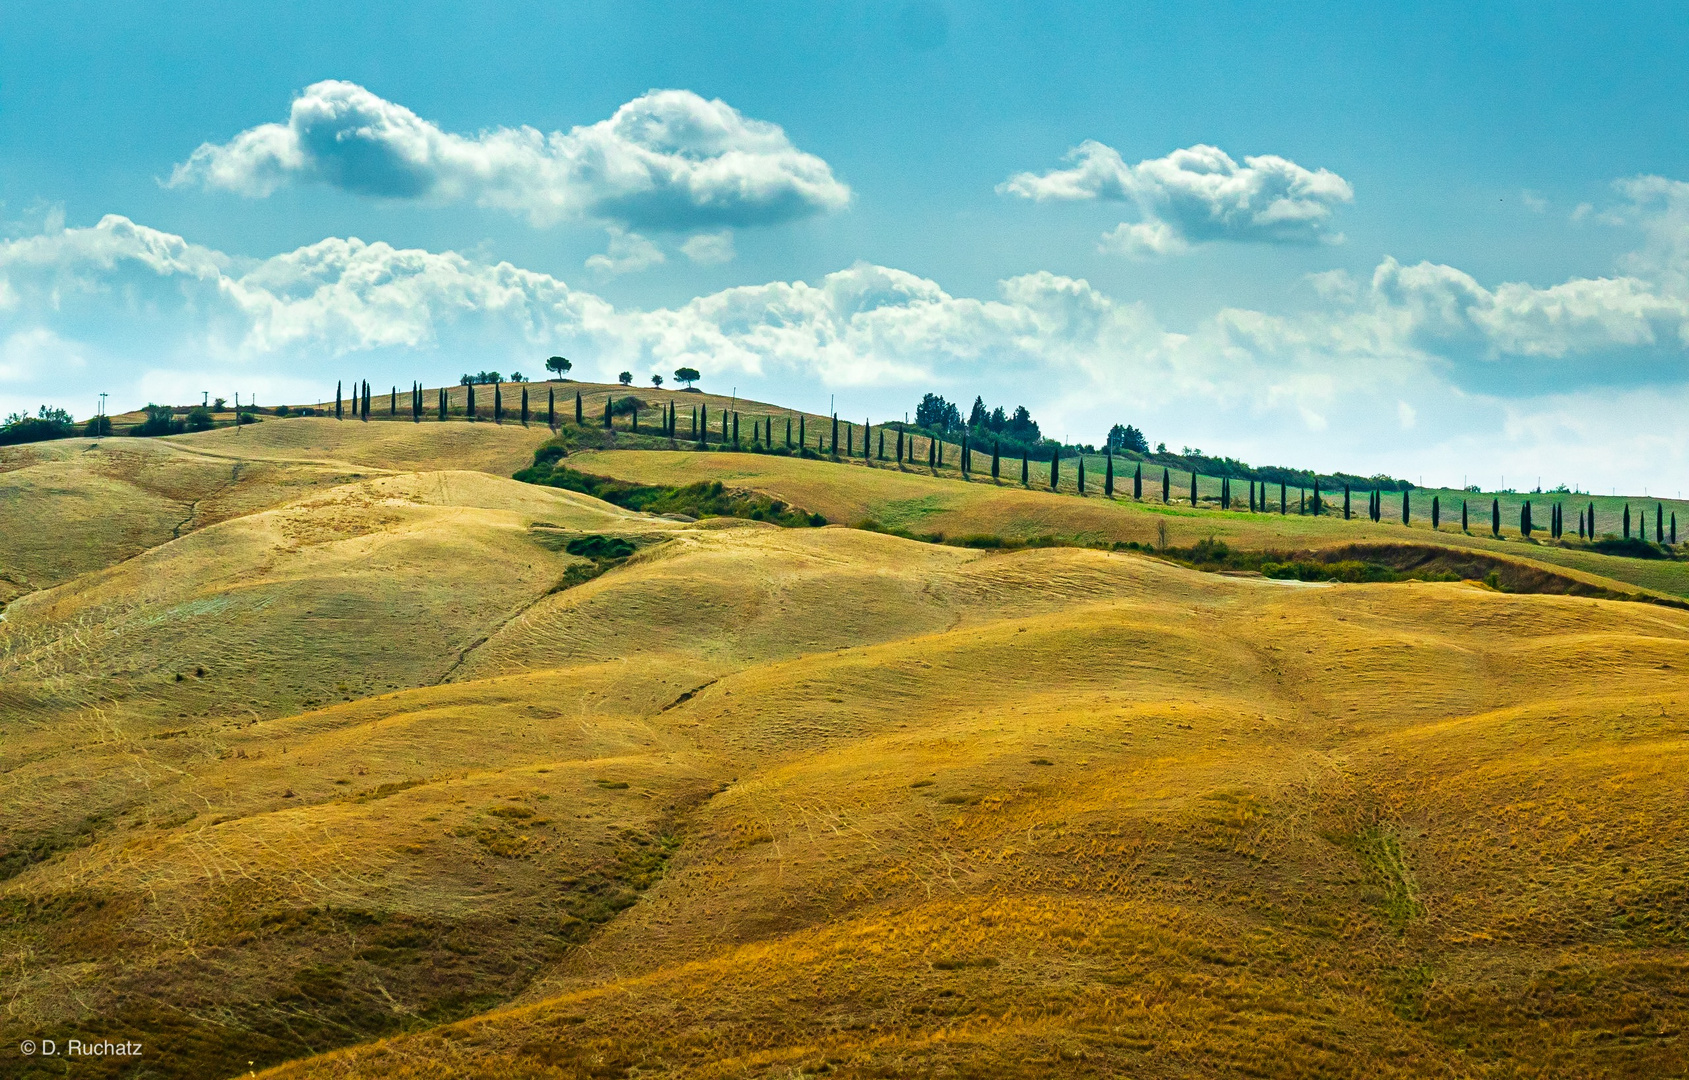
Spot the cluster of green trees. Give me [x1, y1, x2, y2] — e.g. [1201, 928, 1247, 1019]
[0, 406, 77, 445]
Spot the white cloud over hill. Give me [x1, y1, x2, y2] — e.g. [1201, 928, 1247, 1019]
[1001, 141, 1353, 255]
[170, 82, 852, 231]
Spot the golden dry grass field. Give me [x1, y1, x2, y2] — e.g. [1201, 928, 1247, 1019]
[2, 410, 1686, 1079]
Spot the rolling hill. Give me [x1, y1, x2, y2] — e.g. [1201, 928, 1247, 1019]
[2, 402, 1686, 1079]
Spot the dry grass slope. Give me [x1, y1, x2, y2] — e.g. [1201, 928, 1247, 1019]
[2, 418, 1684, 1080]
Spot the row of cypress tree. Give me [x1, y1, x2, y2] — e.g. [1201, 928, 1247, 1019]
[325, 382, 1683, 545]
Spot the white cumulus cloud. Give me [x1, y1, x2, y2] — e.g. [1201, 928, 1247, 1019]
[1001, 141, 1353, 255]
[585, 228, 666, 278]
[8, 199, 1689, 494]
[169, 81, 852, 230]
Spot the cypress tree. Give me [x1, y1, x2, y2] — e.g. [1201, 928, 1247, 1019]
[936, 437, 944, 468]
[1522, 501, 1532, 538]
[575, 392, 583, 425]
[390, 385, 397, 415]
[845, 422, 852, 456]
[696, 408, 707, 449]
[896, 427, 904, 463]
[733, 411, 739, 447]
[1250, 481, 1257, 513]
[413, 382, 422, 422]
[992, 439, 1001, 480]
[467, 382, 476, 420]
[831, 414, 839, 455]
[438, 386, 446, 421]
[1588, 502, 1594, 537]
[798, 414, 805, 449]
[1191, 471, 1198, 507]
[1492, 498, 1500, 537]
[1134, 463, 1142, 500]
[1432, 495, 1440, 530]
[864, 419, 871, 460]
[1578, 505, 1586, 539]
[494, 381, 503, 423]
[1163, 468, 1171, 503]
[1221, 476, 1228, 509]
[547, 387, 555, 428]
[1300, 489, 1305, 515]
[1311, 479, 1320, 516]
[1022, 451, 1030, 486]
[787, 416, 794, 449]
[1077, 455, 1086, 495]
[1658, 503, 1665, 543]
[929, 437, 936, 470]
[1624, 504, 1631, 538]
[721, 407, 728, 443]
[1401, 490, 1409, 526]
[878, 427, 884, 460]
[960, 433, 968, 475]
[336, 380, 342, 419]
[1051, 447, 1060, 490]
[365, 380, 372, 419]
[1105, 453, 1114, 497]
[1343, 484, 1350, 520]
[1673, 511, 1678, 545]
[520, 387, 529, 425]
[1280, 481, 1286, 514]
[1462, 499, 1468, 532]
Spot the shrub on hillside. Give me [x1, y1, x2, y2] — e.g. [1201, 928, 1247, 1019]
[185, 407, 215, 431]
[0, 406, 75, 445]
[133, 404, 184, 437]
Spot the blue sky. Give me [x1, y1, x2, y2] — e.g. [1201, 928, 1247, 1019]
[5, 1, 1689, 492]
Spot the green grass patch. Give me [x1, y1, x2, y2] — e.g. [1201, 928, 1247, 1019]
[517, 452, 824, 527]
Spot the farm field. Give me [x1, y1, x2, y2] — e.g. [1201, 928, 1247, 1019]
[2, 412, 1686, 1079]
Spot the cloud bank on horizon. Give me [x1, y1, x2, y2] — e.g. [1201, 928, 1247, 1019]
[1001, 141, 1354, 256]
[169, 81, 852, 233]
[6, 175, 1689, 491]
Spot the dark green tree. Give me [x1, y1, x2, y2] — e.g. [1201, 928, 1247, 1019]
[1077, 455, 1086, 495]
[1624, 504, 1631, 538]
[896, 427, 904, 463]
[1104, 453, 1113, 497]
[1163, 468, 1171, 503]
[467, 381, 477, 420]
[547, 387, 555, 428]
[992, 439, 1000, 480]
[438, 386, 447, 421]
[1432, 495, 1440, 530]
[1050, 447, 1060, 490]
[520, 386, 529, 425]
[831, 413, 839, 456]
[1461, 499, 1468, 532]
[1492, 498, 1500, 537]
[604, 395, 612, 428]
[1401, 490, 1409, 525]
[494, 381, 503, 423]
[1190, 470, 1198, 507]
[335, 380, 343, 419]
[1021, 451, 1030, 486]
[1280, 481, 1286, 514]
[674, 366, 699, 389]
[1343, 484, 1350, 520]
[1133, 463, 1142, 500]
[732, 411, 739, 447]
[799, 414, 805, 448]
[390, 385, 397, 415]
[1522, 501, 1532, 538]
[1658, 503, 1665, 543]
[546, 355, 571, 379]
[575, 391, 583, 425]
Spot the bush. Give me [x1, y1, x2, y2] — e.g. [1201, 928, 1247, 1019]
[134, 404, 184, 437]
[83, 415, 112, 437]
[185, 407, 215, 431]
[1, 407, 75, 445]
[517, 457, 825, 528]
